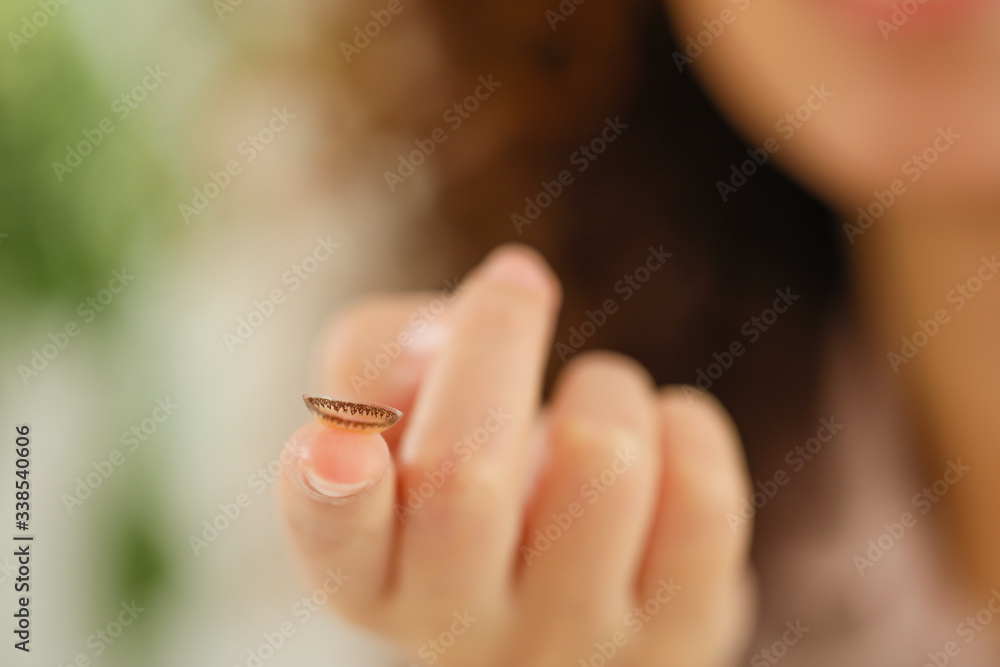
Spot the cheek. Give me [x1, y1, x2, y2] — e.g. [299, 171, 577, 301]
[662, 0, 1000, 212]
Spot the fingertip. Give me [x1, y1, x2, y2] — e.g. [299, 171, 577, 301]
[284, 421, 391, 503]
[277, 422, 398, 611]
[655, 387, 753, 538]
[636, 388, 753, 601]
[474, 243, 563, 305]
[658, 387, 747, 478]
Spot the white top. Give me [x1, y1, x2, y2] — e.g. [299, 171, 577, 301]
[750, 322, 1000, 664]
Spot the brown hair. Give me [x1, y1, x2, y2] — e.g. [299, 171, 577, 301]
[300, 0, 846, 498]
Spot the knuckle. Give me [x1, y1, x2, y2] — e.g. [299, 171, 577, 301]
[399, 456, 508, 518]
[458, 282, 549, 338]
[548, 419, 654, 500]
[660, 385, 740, 444]
[668, 446, 748, 524]
[445, 465, 508, 507]
[551, 418, 638, 467]
[657, 387, 751, 507]
[654, 390, 753, 561]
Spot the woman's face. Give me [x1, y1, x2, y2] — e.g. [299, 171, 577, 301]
[662, 0, 1000, 216]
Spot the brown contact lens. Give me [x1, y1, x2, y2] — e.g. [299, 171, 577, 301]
[302, 395, 403, 434]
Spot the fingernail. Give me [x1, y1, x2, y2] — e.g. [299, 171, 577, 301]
[303, 468, 373, 498]
[284, 422, 389, 502]
[479, 246, 555, 294]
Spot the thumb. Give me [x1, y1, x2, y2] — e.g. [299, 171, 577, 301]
[278, 420, 397, 616]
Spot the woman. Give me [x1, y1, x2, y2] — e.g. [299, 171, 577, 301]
[276, 0, 1000, 663]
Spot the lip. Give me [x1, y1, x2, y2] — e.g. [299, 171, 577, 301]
[823, 0, 987, 26]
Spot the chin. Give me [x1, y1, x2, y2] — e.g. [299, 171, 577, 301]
[665, 0, 1000, 214]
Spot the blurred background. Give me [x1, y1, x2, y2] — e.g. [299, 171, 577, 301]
[7, 0, 1000, 665]
[0, 1, 413, 664]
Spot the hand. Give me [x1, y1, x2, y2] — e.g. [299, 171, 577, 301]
[278, 244, 756, 666]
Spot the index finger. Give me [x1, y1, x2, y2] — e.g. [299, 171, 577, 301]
[394, 244, 562, 605]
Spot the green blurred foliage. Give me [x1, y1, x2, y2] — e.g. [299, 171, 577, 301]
[1, 4, 183, 651]
[0, 2, 179, 310]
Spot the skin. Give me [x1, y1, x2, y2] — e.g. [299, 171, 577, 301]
[279, 1, 1000, 662]
[279, 246, 754, 665]
[663, 0, 1000, 597]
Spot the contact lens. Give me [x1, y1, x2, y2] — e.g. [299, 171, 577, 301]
[302, 395, 403, 434]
